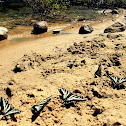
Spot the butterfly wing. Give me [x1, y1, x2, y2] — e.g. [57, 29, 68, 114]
[1, 97, 14, 113]
[95, 64, 101, 77]
[107, 73, 118, 86]
[118, 78, 126, 84]
[59, 88, 85, 104]
[59, 88, 71, 100]
[107, 72, 126, 88]
[31, 96, 52, 114]
[108, 74, 118, 83]
[0, 98, 21, 120]
[66, 94, 85, 102]
[1, 109, 21, 120]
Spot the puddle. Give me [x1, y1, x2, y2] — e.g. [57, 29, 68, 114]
[8, 37, 41, 43]
[0, 34, 43, 49]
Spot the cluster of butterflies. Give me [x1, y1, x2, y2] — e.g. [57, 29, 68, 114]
[95, 64, 126, 89]
[106, 71, 126, 88]
[0, 88, 85, 121]
[0, 67, 126, 121]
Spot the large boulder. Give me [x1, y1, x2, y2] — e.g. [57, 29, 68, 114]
[103, 9, 113, 14]
[104, 22, 125, 33]
[79, 25, 93, 34]
[111, 9, 119, 14]
[0, 27, 8, 40]
[32, 21, 48, 34]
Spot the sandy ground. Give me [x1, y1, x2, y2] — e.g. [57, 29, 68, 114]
[0, 10, 126, 126]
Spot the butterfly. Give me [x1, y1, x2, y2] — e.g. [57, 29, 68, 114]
[59, 88, 85, 105]
[94, 64, 101, 78]
[106, 71, 126, 88]
[0, 97, 21, 120]
[31, 96, 52, 114]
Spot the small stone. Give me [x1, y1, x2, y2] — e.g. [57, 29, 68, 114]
[92, 105, 104, 116]
[53, 29, 63, 34]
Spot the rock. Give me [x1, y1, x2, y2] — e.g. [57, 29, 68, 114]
[111, 9, 119, 14]
[107, 34, 122, 39]
[77, 17, 85, 22]
[0, 27, 8, 40]
[79, 25, 93, 34]
[92, 105, 104, 116]
[27, 93, 35, 98]
[103, 9, 113, 14]
[67, 60, 76, 69]
[112, 122, 121, 126]
[53, 29, 63, 34]
[109, 56, 121, 66]
[13, 53, 45, 73]
[97, 9, 112, 14]
[104, 22, 125, 33]
[8, 79, 16, 85]
[92, 87, 103, 98]
[32, 21, 48, 34]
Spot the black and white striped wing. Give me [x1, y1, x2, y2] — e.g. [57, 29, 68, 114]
[118, 77, 126, 84]
[108, 74, 118, 84]
[31, 96, 52, 114]
[66, 94, 85, 102]
[1, 97, 13, 113]
[59, 88, 71, 100]
[1, 109, 21, 120]
[108, 74, 126, 84]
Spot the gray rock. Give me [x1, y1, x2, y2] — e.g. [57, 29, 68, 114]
[77, 17, 85, 22]
[32, 21, 48, 34]
[103, 9, 112, 14]
[111, 9, 119, 14]
[104, 22, 125, 33]
[53, 29, 63, 34]
[0, 27, 8, 40]
[79, 25, 93, 34]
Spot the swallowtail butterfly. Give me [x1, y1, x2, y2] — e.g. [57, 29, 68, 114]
[0, 97, 21, 120]
[106, 71, 126, 88]
[59, 88, 85, 104]
[94, 64, 101, 78]
[31, 96, 52, 114]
